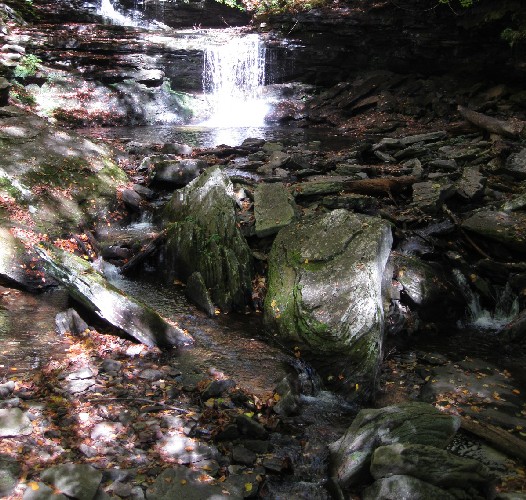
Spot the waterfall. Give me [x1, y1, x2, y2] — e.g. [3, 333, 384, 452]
[202, 34, 268, 128]
[97, 0, 141, 26]
[453, 269, 519, 330]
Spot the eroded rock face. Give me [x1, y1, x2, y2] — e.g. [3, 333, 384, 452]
[264, 209, 392, 396]
[161, 167, 252, 313]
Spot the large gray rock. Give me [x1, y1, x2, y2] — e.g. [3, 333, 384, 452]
[40, 464, 102, 500]
[0, 408, 32, 437]
[462, 210, 526, 253]
[363, 475, 456, 500]
[37, 245, 192, 348]
[254, 182, 297, 237]
[162, 167, 252, 312]
[370, 443, 495, 498]
[264, 209, 392, 396]
[329, 402, 460, 489]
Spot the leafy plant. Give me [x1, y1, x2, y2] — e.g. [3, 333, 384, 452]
[13, 54, 41, 79]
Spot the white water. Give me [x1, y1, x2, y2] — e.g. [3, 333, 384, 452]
[97, 0, 141, 26]
[454, 269, 519, 330]
[202, 33, 268, 128]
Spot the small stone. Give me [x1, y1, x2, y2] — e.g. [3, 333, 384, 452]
[236, 415, 268, 439]
[100, 359, 123, 374]
[110, 481, 133, 498]
[232, 445, 256, 466]
[91, 421, 124, 441]
[0, 408, 32, 437]
[138, 369, 163, 381]
[201, 379, 236, 400]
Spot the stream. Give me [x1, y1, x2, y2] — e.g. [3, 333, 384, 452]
[1, 0, 526, 497]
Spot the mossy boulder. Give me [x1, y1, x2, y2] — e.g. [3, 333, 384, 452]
[329, 402, 460, 490]
[161, 167, 252, 313]
[264, 209, 392, 396]
[0, 109, 126, 237]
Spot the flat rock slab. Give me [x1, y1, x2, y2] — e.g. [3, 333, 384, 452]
[254, 183, 296, 237]
[41, 463, 102, 500]
[36, 245, 193, 348]
[0, 408, 32, 437]
[146, 467, 241, 500]
[159, 434, 218, 464]
[462, 210, 526, 252]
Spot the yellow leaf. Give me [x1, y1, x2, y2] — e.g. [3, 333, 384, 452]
[245, 483, 253, 492]
[513, 389, 521, 395]
[273, 393, 281, 402]
[180, 479, 187, 485]
[304, 259, 309, 264]
[270, 299, 277, 308]
[29, 482, 39, 491]
[355, 383, 359, 391]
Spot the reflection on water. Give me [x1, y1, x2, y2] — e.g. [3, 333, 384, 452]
[77, 124, 351, 150]
[0, 286, 71, 376]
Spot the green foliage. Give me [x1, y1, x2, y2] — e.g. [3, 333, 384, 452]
[214, 0, 246, 10]
[439, 0, 477, 6]
[13, 54, 41, 79]
[9, 82, 36, 106]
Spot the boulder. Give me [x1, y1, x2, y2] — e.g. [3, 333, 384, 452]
[144, 156, 207, 187]
[264, 209, 392, 397]
[162, 167, 252, 312]
[254, 182, 297, 237]
[37, 245, 192, 348]
[370, 443, 495, 498]
[0, 456, 19, 498]
[462, 210, 526, 253]
[329, 402, 460, 489]
[185, 271, 215, 317]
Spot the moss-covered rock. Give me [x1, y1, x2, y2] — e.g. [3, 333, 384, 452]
[264, 209, 392, 396]
[161, 167, 252, 313]
[0, 109, 126, 237]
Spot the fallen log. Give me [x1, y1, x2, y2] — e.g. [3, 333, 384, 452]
[343, 175, 418, 195]
[457, 105, 526, 139]
[35, 244, 193, 348]
[461, 417, 526, 464]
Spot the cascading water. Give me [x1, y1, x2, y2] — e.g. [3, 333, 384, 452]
[97, 0, 142, 27]
[453, 269, 519, 330]
[202, 33, 268, 128]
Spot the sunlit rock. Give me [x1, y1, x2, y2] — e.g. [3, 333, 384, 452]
[264, 209, 392, 398]
[37, 245, 193, 348]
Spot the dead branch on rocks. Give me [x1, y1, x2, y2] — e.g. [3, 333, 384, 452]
[121, 228, 169, 275]
[343, 175, 417, 196]
[457, 105, 526, 139]
[461, 417, 526, 464]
